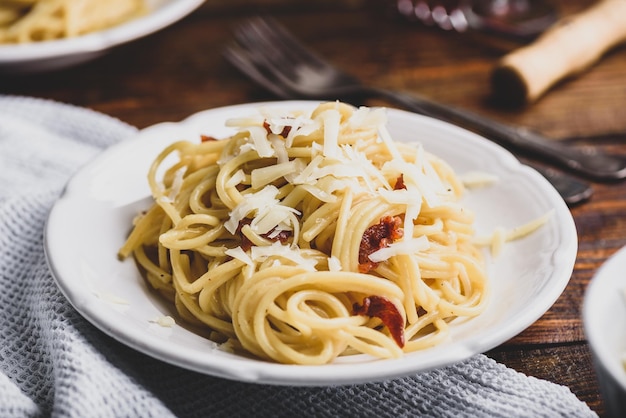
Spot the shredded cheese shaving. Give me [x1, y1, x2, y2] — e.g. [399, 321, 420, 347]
[150, 316, 176, 327]
[474, 211, 554, 257]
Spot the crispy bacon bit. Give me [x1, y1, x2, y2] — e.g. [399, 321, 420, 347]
[393, 174, 406, 190]
[353, 296, 405, 348]
[358, 216, 404, 273]
[200, 135, 219, 142]
[263, 120, 292, 138]
[236, 218, 292, 251]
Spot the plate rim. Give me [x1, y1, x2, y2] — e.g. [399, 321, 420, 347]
[44, 100, 578, 385]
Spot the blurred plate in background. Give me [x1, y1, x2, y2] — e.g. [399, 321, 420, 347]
[584, 246, 626, 417]
[0, 0, 204, 73]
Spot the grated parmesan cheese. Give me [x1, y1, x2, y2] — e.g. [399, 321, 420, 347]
[292, 154, 325, 185]
[378, 124, 403, 161]
[348, 106, 387, 128]
[217, 104, 524, 275]
[93, 291, 129, 305]
[460, 171, 499, 189]
[252, 206, 299, 235]
[251, 160, 299, 189]
[225, 169, 246, 189]
[219, 339, 236, 354]
[225, 246, 254, 265]
[225, 116, 265, 127]
[224, 186, 300, 234]
[404, 201, 421, 243]
[298, 184, 337, 203]
[328, 256, 343, 271]
[150, 315, 176, 327]
[250, 242, 317, 270]
[266, 114, 311, 138]
[248, 126, 275, 158]
[269, 134, 289, 164]
[321, 108, 341, 158]
[287, 119, 318, 148]
[368, 236, 430, 263]
[383, 158, 442, 208]
[340, 145, 388, 193]
[377, 188, 421, 206]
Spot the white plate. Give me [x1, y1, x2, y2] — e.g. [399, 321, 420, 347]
[583, 246, 626, 410]
[0, 0, 203, 73]
[45, 101, 578, 385]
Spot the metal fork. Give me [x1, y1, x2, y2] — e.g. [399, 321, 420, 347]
[223, 17, 625, 184]
[223, 18, 592, 205]
[223, 18, 624, 186]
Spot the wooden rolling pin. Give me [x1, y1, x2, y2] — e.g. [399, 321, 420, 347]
[491, 0, 626, 106]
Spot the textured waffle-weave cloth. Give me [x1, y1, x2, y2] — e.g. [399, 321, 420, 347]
[0, 95, 597, 418]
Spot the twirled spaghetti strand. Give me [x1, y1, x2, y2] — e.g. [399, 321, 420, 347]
[118, 102, 489, 365]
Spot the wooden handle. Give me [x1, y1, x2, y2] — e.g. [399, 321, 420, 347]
[491, 0, 626, 106]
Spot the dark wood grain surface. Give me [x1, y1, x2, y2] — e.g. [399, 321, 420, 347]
[4, 0, 624, 415]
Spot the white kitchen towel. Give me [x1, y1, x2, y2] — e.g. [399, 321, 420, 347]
[0, 95, 597, 418]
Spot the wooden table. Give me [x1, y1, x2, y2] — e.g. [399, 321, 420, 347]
[4, 0, 624, 415]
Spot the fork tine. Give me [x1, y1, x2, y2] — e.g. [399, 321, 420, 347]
[236, 17, 329, 75]
[231, 17, 320, 94]
[226, 16, 360, 99]
[251, 17, 329, 68]
[222, 44, 293, 99]
[233, 19, 300, 80]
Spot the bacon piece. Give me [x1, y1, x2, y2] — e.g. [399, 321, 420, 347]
[353, 295, 405, 348]
[393, 174, 406, 190]
[200, 135, 219, 142]
[358, 216, 404, 273]
[263, 120, 292, 138]
[236, 218, 292, 251]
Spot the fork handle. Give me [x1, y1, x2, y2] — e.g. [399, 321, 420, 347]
[492, 0, 626, 105]
[368, 87, 626, 181]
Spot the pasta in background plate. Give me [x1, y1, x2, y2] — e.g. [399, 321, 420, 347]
[118, 102, 490, 365]
[0, 0, 146, 43]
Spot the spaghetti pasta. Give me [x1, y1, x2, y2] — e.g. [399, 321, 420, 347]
[0, 0, 146, 43]
[118, 102, 490, 365]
